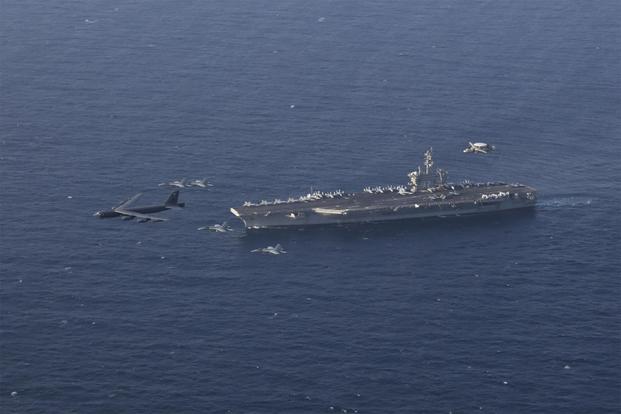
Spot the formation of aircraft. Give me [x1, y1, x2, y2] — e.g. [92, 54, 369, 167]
[463, 142, 495, 154]
[98, 144, 498, 234]
[251, 244, 287, 255]
[159, 178, 213, 188]
[94, 191, 185, 222]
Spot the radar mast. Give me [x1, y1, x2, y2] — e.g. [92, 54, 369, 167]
[424, 148, 434, 174]
[407, 147, 447, 192]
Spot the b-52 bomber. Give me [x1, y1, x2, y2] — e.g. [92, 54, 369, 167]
[94, 191, 185, 222]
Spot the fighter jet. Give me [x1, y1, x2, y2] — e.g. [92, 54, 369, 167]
[251, 244, 287, 255]
[94, 191, 185, 222]
[198, 222, 233, 232]
[188, 178, 213, 188]
[159, 179, 186, 188]
[463, 142, 495, 154]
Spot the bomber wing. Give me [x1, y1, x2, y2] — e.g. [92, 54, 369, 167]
[113, 208, 168, 222]
[116, 193, 143, 209]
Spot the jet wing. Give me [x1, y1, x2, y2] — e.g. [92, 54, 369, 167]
[113, 208, 168, 222]
[116, 193, 143, 209]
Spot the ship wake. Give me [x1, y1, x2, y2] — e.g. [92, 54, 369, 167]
[538, 195, 593, 209]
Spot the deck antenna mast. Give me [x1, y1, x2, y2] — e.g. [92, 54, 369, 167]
[437, 168, 448, 185]
[424, 147, 433, 174]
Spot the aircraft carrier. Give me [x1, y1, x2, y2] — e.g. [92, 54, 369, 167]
[230, 148, 537, 229]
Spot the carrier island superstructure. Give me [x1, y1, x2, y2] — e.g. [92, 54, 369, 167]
[230, 148, 537, 229]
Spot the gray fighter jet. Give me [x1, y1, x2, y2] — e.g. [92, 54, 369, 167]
[94, 191, 185, 222]
[159, 179, 186, 188]
[251, 244, 287, 255]
[198, 222, 234, 232]
[188, 178, 213, 188]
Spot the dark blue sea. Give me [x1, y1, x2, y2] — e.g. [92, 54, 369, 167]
[1, 1, 620, 413]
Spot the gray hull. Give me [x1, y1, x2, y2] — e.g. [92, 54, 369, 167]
[231, 184, 537, 229]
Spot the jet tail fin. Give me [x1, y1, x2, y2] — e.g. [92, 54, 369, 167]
[165, 190, 185, 208]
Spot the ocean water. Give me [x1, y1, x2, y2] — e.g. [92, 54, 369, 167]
[1, 1, 620, 413]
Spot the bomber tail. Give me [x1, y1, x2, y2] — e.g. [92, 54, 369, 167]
[165, 190, 185, 208]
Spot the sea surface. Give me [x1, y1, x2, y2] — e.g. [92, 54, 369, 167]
[1, 1, 620, 413]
